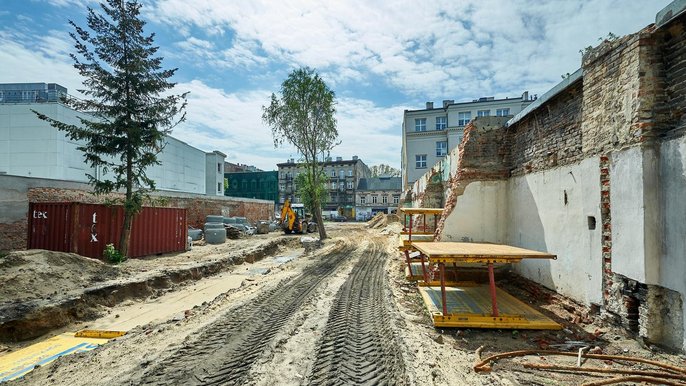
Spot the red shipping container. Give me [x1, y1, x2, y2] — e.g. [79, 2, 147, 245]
[28, 202, 187, 259]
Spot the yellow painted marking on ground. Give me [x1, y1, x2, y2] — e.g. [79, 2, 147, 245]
[0, 333, 108, 383]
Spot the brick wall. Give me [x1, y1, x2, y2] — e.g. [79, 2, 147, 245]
[0, 185, 274, 252]
[660, 14, 686, 133]
[506, 80, 583, 176]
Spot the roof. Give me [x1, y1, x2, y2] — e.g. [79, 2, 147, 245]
[357, 177, 402, 191]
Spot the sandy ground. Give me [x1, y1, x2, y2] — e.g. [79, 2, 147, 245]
[2, 220, 685, 385]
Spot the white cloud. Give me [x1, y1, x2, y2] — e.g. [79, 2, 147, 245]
[147, 0, 669, 100]
[167, 80, 405, 170]
[0, 32, 82, 93]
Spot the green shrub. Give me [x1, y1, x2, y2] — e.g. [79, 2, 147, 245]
[103, 243, 126, 264]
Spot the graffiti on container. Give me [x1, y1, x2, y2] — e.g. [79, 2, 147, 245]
[90, 212, 98, 242]
[32, 210, 47, 219]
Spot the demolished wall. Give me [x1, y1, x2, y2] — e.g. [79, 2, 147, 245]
[406, 14, 686, 351]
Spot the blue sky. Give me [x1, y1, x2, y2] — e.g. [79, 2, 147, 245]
[0, 0, 671, 171]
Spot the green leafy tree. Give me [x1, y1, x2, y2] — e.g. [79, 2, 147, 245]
[295, 169, 329, 217]
[263, 67, 338, 240]
[370, 164, 400, 177]
[34, 0, 187, 257]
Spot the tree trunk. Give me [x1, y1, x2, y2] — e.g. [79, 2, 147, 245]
[314, 200, 327, 240]
[119, 210, 132, 257]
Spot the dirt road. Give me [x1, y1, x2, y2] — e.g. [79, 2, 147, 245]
[9, 223, 685, 385]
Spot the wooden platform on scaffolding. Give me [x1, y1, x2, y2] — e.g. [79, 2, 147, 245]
[418, 285, 561, 330]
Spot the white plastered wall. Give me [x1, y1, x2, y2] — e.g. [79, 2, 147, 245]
[507, 157, 603, 306]
[659, 136, 686, 352]
[440, 157, 603, 306]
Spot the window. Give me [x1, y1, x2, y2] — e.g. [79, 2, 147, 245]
[372, 195, 378, 204]
[347, 181, 353, 189]
[496, 108, 510, 116]
[360, 195, 366, 204]
[415, 154, 427, 169]
[435, 116, 447, 130]
[217, 182, 222, 193]
[393, 195, 400, 204]
[382, 195, 388, 204]
[331, 182, 336, 189]
[279, 184, 285, 191]
[436, 141, 447, 157]
[415, 118, 427, 132]
[457, 112, 471, 126]
[477, 110, 490, 117]
[217, 163, 221, 172]
[339, 182, 345, 190]
[348, 169, 353, 177]
[339, 170, 345, 179]
[331, 169, 336, 177]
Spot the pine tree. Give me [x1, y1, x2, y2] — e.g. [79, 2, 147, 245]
[34, 0, 187, 258]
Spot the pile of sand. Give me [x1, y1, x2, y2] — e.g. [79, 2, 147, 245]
[367, 213, 401, 229]
[0, 250, 120, 305]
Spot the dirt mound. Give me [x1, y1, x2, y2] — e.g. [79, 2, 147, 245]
[0, 250, 119, 305]
[367, 213, 401, 229]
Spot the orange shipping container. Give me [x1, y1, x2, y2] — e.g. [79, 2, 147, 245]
[28, 202, 187, 258]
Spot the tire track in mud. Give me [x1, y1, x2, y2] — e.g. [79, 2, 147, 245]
[138, 241, 352, 386]
[307, 237, 407, 386]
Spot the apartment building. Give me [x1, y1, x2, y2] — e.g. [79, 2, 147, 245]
[355, 176, 401, 220]
[401, 92, 534, 189]
[277, 156, 370, 219]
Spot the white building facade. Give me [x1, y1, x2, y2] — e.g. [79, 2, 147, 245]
[0, 83, 224, 195]
[401, 93, 534, 189]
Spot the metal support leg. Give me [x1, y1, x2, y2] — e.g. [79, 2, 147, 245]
[404, 250, 412, 278]
[440, 263, 447, 316]
[488, 263, 498, 317]
[420, 254, 429, 283]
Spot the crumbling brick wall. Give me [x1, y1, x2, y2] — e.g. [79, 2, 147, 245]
[435, 117, 510, 239]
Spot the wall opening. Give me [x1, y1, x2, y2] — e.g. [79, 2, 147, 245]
[587, 216, 596, 230]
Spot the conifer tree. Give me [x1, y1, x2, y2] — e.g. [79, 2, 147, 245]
[35, 0, 187, 257]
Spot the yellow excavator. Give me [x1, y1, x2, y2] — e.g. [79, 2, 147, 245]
[280, 198, 317, 234]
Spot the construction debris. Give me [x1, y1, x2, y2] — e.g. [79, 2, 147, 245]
[474, 346, 686, 385]
[226, 226, 241, 239]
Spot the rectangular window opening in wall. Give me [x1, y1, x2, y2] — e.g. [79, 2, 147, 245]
[347, 181, 353, 189]
[496, 108, 510, 116]
[436, 141, 447, 157]
[217, 163, 221, 173]
[360, 196, 366, 204]
[372, 195, 378, 204]
[477, 110, 490, 117]
[217, 182, 221, 193]
[382, 195, 388, 204]
[393, 195, 399, 204]
[415, 118, 426, 132]
[435, 116, 447, 130]
[458, 111, 471, 126]
[348, 169, 352, 177]
[415, 154, 427, 169]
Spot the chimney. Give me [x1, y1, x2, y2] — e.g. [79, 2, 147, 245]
[442, 100, 454, 108]
[522, 91, 529, 101]
[352, 155, 358, 160]
[336, 156, 343, 162]
[426, 101, 434, 109]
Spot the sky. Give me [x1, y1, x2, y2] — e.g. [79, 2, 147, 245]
[0, 0, 671, 171]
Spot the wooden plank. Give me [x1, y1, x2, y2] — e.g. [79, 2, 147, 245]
[398, 207, 444, 215]
[412, 241, 556, 261]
